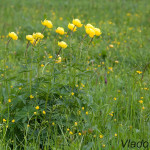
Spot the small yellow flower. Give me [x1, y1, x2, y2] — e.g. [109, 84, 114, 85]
[139, 100, 143, 104]
[19, 87, 22, 90]
[81, 83, 85, 87]
[72, 19, 82, 27]
[43, 111, 46, 115]
[8, 99, 11, 103]
[30, 95, 34, 99]
[109, 44, 114, 48]
[93, 135, 96, 138]
[136, 71, 142, 74]
[115, 133, 117, 137]
[94, 28, 102, 36]
[69, 131, 73, 135]
[140, 97, 143, 99]
[56, 27, 65, 35]
[68, 23, 77, 32]
[109, 113, 113, 116]
[114, 97, 117, 101]
[99, 135, 103, 139]
[27, 124, 30, 127]
[12, 119, 15, 123]
[108, 67, 113, 71]
[1, 74, 4, 77]
[115, 60, 119, 63]
[102, 144, 106, 148]
[26, 35, 34, 41]
[35, 106, 39, 110]
[67, 128, 70, 131]
[76, 84, 79, 87]
[71, 92, 74, 96]
[41, 64, 44, 67]
[75, 122, 77, 126]
[10, 85, 13, 88]
[82, 107, 84, 110]
[33, 32, 44, 39]
[86, 111, 88, 115]
[3, 119, 6, 122]
[85, 24, 95, 30]
[49, 55, 53, 59]
[8, 32, 18, 40]
[41, 19, 53, 28]
[55, 56, 61, 63]
[59, 17, 63, 20]
[52, 122, 55, 126]
[142, 106, 145, 110]
[114, 119, 117, 122]
[78, 132, 82, 136]
[86, 28, 95, 38]
[58, 41, 67, 49]
[34, 112, 37, 115]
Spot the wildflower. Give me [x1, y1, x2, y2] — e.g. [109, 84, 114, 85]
[55, 56, 61, 63]
[72, 19, 82, 27]
[114, 119, 117, 122]
[19, 87, 22, 90]
[109, 44, 114, 48]
[41, 19, 53, 28]
[8, 32, 18, 40]
[108, 67, 113, 71]
[136, 71, 142, 74]
[142, 106, 145, 110]
[141, 97, 143, 99]
[139, 100, 143, 104]
[59, 17, 63, 20]
[3, 119, 6, 122]
[43, 111, 46, 115]
[71, 92, 74, 96]
[41, 64, 44, 67]
[69, 131, 73, 135]
[85, 24, 95, 30]
[115, 60, 119, 63]
[102, 144, 106, 148]
[99, 135, 103, 139]
[115, 133, 117, 137]
[49, 55, 53, 59]
[26, 35, 34, 41]
[8, 99, 11, 103]
[86, 111, 88, 115]
[35, 106, 39, 110]
[58, 41, 67, 49]
[56, 27, 65, 35]
[114, 97, 117, 101]
[12, 119, 15, 123]
[34, 112, 37, 115]
[81, 83, 85, 87]
[75, 122, 77, 126]
[86, 28, 95, 38]
[109, 113, 113, 116]
[78, 132, 82, 136]
[33, 32, 44, 39]
[68, 23, 77, 32]
[82, 107, 84, 110]
[67, 128, 70, 131]
[52, 122, 55, 126]
[93, 135, 96, 138]
[76, 84, 78, 87]
[27, 124, 30, 127]
[94, 28, 102, 36]
[30, 95, 34, 99]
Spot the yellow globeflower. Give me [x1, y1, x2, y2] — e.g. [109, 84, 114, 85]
[56, 27, 65, 35]
[85, 24, 95, 30]
[41, 19, 53, 28]
[34, 32, 44, 39]
[68, 23, 77, 32]
[8, 32, 18, 40]
[72, 19, 83, 27]
[3, 119, 6, 122]
[12, 119, 15, 123]
[26, 35, 34, 41]
[43, 111, 46, 115]
[86, 28, 95, 38]
[58, 41, 67, 49]
[94, 28, 102, 36]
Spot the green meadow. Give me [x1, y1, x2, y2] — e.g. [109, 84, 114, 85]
[0, 0, 150, 149]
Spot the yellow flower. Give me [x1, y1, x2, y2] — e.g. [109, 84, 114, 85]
[102, 144, 106, 148]
[49, 55, 53, 59]
[58, 41, 67, 49]
[56, 27, 65, 35]
[8, 32, 18, 40]
[35, 106, 39, 110]
[82, 107, 84, 110]
[94, 28, 102, 36]
[26, 35, 34, 41]
[99, 135, 103, 139]
[115, 60, 119, 63]
[72, 19, 83, 27]
[8, 99, 11, 103]
[52, 122, 55, 126]
[34, 112, 37, 115]
[67, 128, 70, 131]
[142, 106, 145, 110]
[69, 131, 73, 135]
[114, 119, 117, 122]
[78, 132, 82, 136]
[19, 87, 22, 90]
[43, 111, 46, 115]
[68, 23, 77, 32]
[139, 100, 143, 104]
[41, 64, 44, 67]
[114, 97, 117, 101]
[3, 119, 6, 122]
[81, 83, 85, 87]
[140, 97, 143, 99]
[30, 95, 34, 99]
[75, 122, 77, 126]
[109, 44, 114, 48]
[71, 92, 74, 96]
[55, 56, 61, 63]
[34, 32, 44, 39]
[115, 133, 117, 137]
[85, 24, 95, 30]
[27, 124, 30, 127]
[86, 111, 88, 115]
[41, 19, 53, 28]
[59, 17, 63, 20]
[86, 28, 95, 38]
[12, 119, 15, 123]
[136, 71, 142, 74]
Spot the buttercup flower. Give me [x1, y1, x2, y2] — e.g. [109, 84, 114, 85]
[26, 35, 34, 41]
[72, 19, 83, 27]
[55, 56, 61, 63]
[58, 41, 67, 49]
[8, 32, 18, 40]
[56, 27, 65, 35]
[33, 32, 44, 39]
[68, 23, 77, 32]
[85, 24, 95, 30]
[41, 19, 53, 28]
[94, 28, 102, 36]
[86, 28, 95, 38]
[35, 106, 39, 110]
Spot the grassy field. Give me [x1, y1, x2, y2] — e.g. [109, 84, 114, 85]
[0, 0, 150, 149]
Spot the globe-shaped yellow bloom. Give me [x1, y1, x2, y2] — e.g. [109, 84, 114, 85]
[8, 32, 18, 40]
[58, 41, 67, 49]
[26, 35, 34, 41]
[85, 24, 95, 30]
[33, 32, 44, 39]
[68, 23, 77, 32]
[86, 28, 95, 38]
[56, 27, 65, 35]
[94, 28, 102, 36]
[72, 19, 83, 27]
[41, 19, 53, 28]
